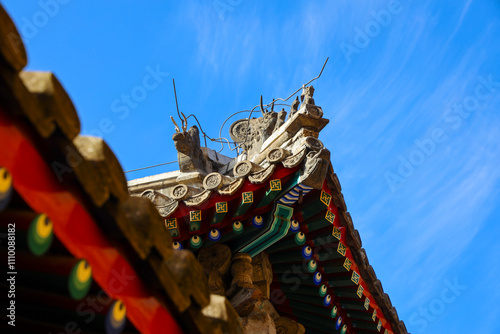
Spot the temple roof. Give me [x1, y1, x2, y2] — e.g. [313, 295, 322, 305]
[128, 76, 408, 334]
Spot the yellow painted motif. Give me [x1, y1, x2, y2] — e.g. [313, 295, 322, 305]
[372, 310, 377, 322]
[364, 297, 370, 310]
[325, 210, 335, 223]
[76, 260, 92, 283]
[332, 226, 341, 240]
[343, 257, 352, 271]
[337, 242, 347, 256]
[190, 210, 202, 222]
[165, 218, 177, 229]
[216, 202, 228, 213]
[320, 191, 332, 206]
[242, 191, 253, 204]
[270, 179, 281, 191]
[351, 271, 360, 285]
[377, 321, 382, 331]
[357, 284, 364, 298]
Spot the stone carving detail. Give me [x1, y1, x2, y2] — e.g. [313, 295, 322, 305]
[300, 85, 315, 105]
[171, 184, 189, 200]
[157, 201, 179, 218]
[219, 178, 245, 196]
[171, 114, 211, 174]
[229, 110, 280, 158]
[234, 161, 253, 178]
[184, 189, 212, 207]
[249, 165, 276, 184]
[282, 147, 307, 168]
[267, 148, 290, 163]
[198, 244, 232, 296]
[300, 148, 331, 190]
[290, 96, 300, 118]
[304, 136, 324, 151]
[203, 172, 223, 190]
[140, 189, 179, 217]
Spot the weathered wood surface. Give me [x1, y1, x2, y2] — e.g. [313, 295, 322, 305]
[20, 71, 80, 140]
[0, 5, 27, 71]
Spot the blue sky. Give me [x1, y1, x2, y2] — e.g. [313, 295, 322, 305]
[3, 1, 500, 332]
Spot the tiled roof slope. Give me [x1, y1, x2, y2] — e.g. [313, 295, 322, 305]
[0, 4, 241, 334]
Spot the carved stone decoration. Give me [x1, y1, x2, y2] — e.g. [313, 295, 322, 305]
[203, 172, 223, 190]
[140, 189, 172, 206]
[267, 148, 291, 164]
[282, 147, 307, 168]
[274, 109, 287, 131]
[304, 136, 324, 151]
[275, 317, 305, 334]
[198, 244, 232, 296]
[184, 189, 212, 207]
[233, 160, 253, 178]
[229, 119, 251, 143]
[219, 178, 245, 196]
[289, 96, 300, 118]
[300, 85, 315, 105]
[171, 184, 190, 200]
[300, 148, 331, 190]
[172, 120, 212, 175]
[240, 313, 277, 334]
[157, 201, 179, 218]
[249, 164, 276, 184]
[229, 111, 279, 159]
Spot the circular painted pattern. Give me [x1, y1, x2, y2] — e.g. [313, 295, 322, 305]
[323, 294, 331, 306]
[172, 241, 183, 250]
[331, 306, 338, 318]
[307, 259, 317, 273]
[319, 284, 328, 297]
[190, 235, 203, 249]
[209, 229, 221, 242]
[313, 271, 322, 285]
[252, 216, 264, 228]
[0, 167, 12, 211]
[68, 259, 92, 300]
[289, 219, 300, 233]
[105, 300, 127, 334]
[335, 316, 342, 330]
[295, 232, 306, 245]
[302, 246, 312, 260]
[27, 214, 53, 256]
[340, 324, 347, 334]
[233, 221, 244, 234]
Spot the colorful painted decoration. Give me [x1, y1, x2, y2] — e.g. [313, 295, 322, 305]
[0, 167, 13, 211]
[252, 215, 264, 228]
[27, 214, 54, 256]
[313, 271, 322, 285]
[323, 294, 331, 306]
[307, 259, 317, 273]
[189, 235, 203, 249]
[289, 219, 300, 232]
[233, 221, 244, 234]
[319, 284, 328, 297]
[335, 316, 342, 330]
[209, 229, 221, 242]
[302, 245, 312, 260]
[331, 306, 338, 318]
[68, 259, 92, 300]
[295, 232, 306, 245]
[105, 300, 127, 334]
[172, 241, 183, 250]
[340, 324, 347, 334]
